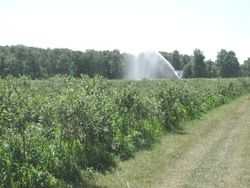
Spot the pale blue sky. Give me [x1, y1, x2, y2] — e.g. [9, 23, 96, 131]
[0, 0, 249, 62]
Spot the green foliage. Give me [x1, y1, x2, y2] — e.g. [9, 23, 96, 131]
[1, 45, 249, 79]
[183, 53, 219, 78]
[0, 45, 124, 79]
[241, 58, 250, 77]
[193, 49, 206, 77]
[160, 51, 192, 71]
[206, 60, 219, 78]
[183, 62, 194, 78]
[171, 50, 183, 70]
[217, 49, 240, 78]
[0, 77, 250, 187]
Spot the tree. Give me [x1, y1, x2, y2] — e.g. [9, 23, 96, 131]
[0, 51, 6, 77]
[183, 62, 193, 78]
[241, 58, 250, 77]
[159, 51, 172, 62]
[193, 49, 206, 77]
[110, 50, 122, 79]
[182, 54, 191, 66]
[216, 49, 240, 78]
[206, 60, 218, 78]
[171, 50, 182, 70]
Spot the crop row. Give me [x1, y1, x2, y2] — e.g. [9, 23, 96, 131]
[0, 76, 250, 187]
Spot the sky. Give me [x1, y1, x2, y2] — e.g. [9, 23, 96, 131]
[0, 0, 249, 63]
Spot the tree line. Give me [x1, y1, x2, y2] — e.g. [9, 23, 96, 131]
[0, 45, 249, 79]
[160, 49, 250, 78]
[0, 45, 124, 79]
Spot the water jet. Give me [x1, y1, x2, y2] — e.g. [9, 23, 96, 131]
[126, 51, 180, 80]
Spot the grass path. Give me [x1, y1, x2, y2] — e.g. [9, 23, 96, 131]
[93, 94, 250, 188]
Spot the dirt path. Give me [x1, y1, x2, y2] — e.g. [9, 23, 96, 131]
[94, 95, 250, 188]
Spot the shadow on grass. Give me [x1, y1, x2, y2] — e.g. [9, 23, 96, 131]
[83, 183, 107, 188]
[171, 129, 187, 135]
[84, 126, 188, 187]
[172, 122, 189, 135]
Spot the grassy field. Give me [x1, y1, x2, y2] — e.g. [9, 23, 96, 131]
[93, 94, 250, 188]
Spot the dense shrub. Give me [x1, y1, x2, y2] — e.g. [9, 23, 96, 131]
[0, 76, 250, 187]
